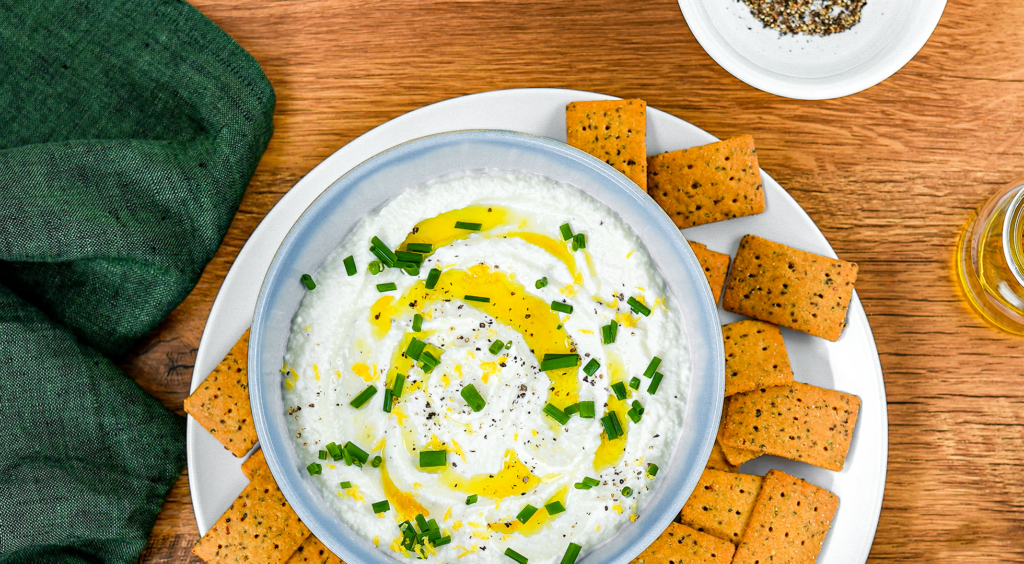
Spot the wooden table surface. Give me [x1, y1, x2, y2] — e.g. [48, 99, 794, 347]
[128, 1, 1024, 562]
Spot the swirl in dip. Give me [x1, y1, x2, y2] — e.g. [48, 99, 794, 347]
[282, 171, 689, 564]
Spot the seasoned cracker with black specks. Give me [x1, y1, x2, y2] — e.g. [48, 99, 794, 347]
[680, 469, 763, 545]
[184, 328, 258, 457]
[648, 135, 764, 228]
[631, 521, 735, 564]
[286, 534, 345, 564]
[722, 234, 858, 341]
[722, 319, 793, 396]
[732, 470, 839, 564]
[566, 99, 647, 190]
[688, 241, 731, 304]
[721, 382, 861, 471]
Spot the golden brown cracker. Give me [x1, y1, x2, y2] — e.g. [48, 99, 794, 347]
[648, 135, 764, 228]
[680, 469, 764, 545]
[184, 329, 258, 457]
[192, 471, 310, 563]
[722, 320, 793, 397]
[286, 534, 345, 564]
[688, 241, 731, 304]
[631, 522, 735, 564]
[242, 448, 268, 480]
[722, 235, 858, 341]
[717, 398, 761, 467]
[566, 99, 647, 190]
[705, 441, 738, 473]
[732, 470, 839, 564]
[721, 382, 861, 471]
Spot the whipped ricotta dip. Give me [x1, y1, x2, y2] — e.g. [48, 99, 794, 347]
[282, 170, 690, 564]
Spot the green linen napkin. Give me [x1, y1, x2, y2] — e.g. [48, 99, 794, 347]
[0, 0, 275, 562]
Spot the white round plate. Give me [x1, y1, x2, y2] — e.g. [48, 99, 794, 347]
[187, 88, 888, 563]
[678, 0, 946, 99]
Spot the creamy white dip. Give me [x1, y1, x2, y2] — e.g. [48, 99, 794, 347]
[282, 171, 689, 564]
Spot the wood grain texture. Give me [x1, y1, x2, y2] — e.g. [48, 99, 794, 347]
[124, 0, 1024, 562]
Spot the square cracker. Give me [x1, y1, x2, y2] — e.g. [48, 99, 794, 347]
[286, 534, 345, 564]
[680, 469, 764, 545]
[193, 471, 310, 563]
[631, 522, 735, 564]
[717, 398, 761, 467]
[688, 241, 731, 304]
[722, 319, 793, 396]
[733, 470, 839, 564]
[722, 234, 858, 341]
[184, 329, 258, 457]
[648, 135, 764, 228]
[705, 441, 737, 473]
[242, 448, 268, 480]
[566, 99, 647, 190]
[721, 382, 861, 471]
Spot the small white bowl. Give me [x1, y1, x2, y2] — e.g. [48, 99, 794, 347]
[678, 0, 946, 99]
[248, 130, 724, 564]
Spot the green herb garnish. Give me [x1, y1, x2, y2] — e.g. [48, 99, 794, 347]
[406, 338, 426, 360]
[396, 251, 424, 264]
[627, 297, 651, 317]
[545, 501, 566, 515]
[560, 543, 582, 564]
[392, 373, 406, 398]
[621, 486, 633, 497]
[543, 403, 570, 426]
[372, 456, 382, 468]
[505, 548, 529, 564]
[372, 500, 391, 514]
[350, 386, 377, 409]
[344, 441, 369, 465]
[535, 277, 548, 289]
[318, 449, 327, 460]
[371, 236, 398, 264]
[454, 221, 482, 231]
[344, 256, 357, 276]
[300, 274, 316, 290]
[461, 384, 486, 412]
[376, 282, 397, 292]
[559, 223, 573, 241]
[578, 401, 595, 419]
[611, 381, 627, 400]
[464, 295, 490, 303]
[489, 340, 504, 354]
[307, 462, 322, 475]
[326, 442, 343, 461]
[643, 357, 662, 378]
[466, 494, 478, 505]
[412, 313, 423, 332]
[550, 301, 573, 314]
[583, 358, 600, 376]
[407, 243, 433, 253]
[539, 353, 578, 372]
[602, 320, 618, 344]
[425, 268, 442, 289]
[368, 260, 382, 275]
[648, 372, 664, 394]
[340, 481, 352, 489]
[629, 377, 641, 390]
[647, 463, 659, 477]
[383, 389, 394, 413]
[516, 504, 539, 524]
[419, 450, 447, 468]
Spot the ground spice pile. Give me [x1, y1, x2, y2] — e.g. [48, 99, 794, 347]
[739, 0, 867, 36]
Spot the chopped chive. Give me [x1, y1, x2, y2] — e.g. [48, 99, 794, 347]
[372, 456, 382, 468]
[416, 514, 429, 532]
[369, 245, 395, 268]
[392, 373, 406, 398]
[582, 477, 600, 487]
[419, 450, 447, 468]
[341, 444, 354, 466]
[648, 372, 664, 394]
[344, 256, 357, 276]
[578, 401, 595, 419]
[372, 500, 391, 514]
[550, 301, 573, 314]
[396, 251, 424, 264]
[369, 260, 382, 275]
[505, 340, 512, 349]
[406, 338, 426, 360]
[574, 233, 586, 250]
[621, 486, 633, 497]
[454, 221, 482, 231]
[489, 340, 504, 354]
[318, 449, 327, 460]
[345, 441, 369, 464]
[425, 268, 442, 289]
[505, 548, 529, 564]
[539, 354, 579, 371]
[426, 518, 439, 532]
[609, 410, 623, 436]
[602, 320, 618, 344]
[647, 463, 659, 477]
[340, 481, 352, 489]
[611, 381, 627, 400]
[383, 389, 394, 413]
[464, 295, 490, 303]
[543, 403, 570, 426]
[466, 494, 478, 505]
[643, 357, 662, 378]
[350, 386, 378, 409]
[626, 408, 641, 423]
[627, 297, 651, 317]
[377, 282, 397, 292]
[516, 504, 539, 524]
[326, 442, 342, 461]
[403, 265, 420, 276]
[564, 403, 579, 416]
[419, 350, 439, 368]
[300, 274, 316, 290]
[571, 237, 579, 252]
[407, 243, 433, 253]
[583, 358, 600, 376]
[601, 415, 618, 440]
[434, 535, 452, 547]
[412, 314, 423, 332]
[307, 462, 321, 475]
[535, 277, 548, 289]
[545, 501, 566, 515]
[629, 377, 641, 390]
[559, 223, 573, 241]
[461, 384, 486, 412]
[632, 400, 644, 416]
[573, 482, 591, 490]
[560, 543, 582, 564]
[371, 236, 398, 264]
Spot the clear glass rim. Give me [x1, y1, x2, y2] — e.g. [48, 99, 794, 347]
[1003, 187, 1024, 287]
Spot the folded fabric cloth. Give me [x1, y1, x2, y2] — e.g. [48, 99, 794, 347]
[0, 0, 275, 562]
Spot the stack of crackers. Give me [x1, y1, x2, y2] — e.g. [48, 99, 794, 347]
[567, 99, 862, 564]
